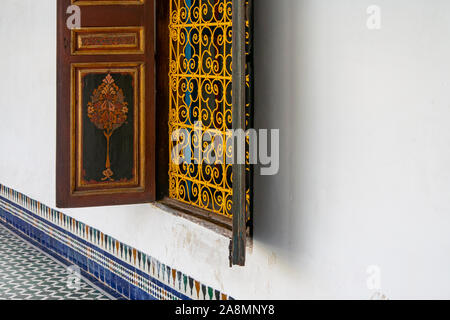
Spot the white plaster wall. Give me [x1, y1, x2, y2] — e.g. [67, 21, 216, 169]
[1, 0, 450, 299]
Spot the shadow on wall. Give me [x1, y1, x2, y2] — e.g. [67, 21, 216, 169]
[253, 0, 311, 258]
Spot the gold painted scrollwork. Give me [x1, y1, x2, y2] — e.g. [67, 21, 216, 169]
[169, 0, 251, 219]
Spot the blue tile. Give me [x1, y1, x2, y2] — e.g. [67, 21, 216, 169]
[104, 268, 111, 287]
[110, 271, 117, 291]
[99, 265, 105, 282]
[130, 284, 137, 300]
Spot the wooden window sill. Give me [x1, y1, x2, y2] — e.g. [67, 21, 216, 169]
[153, 198, 233, 239]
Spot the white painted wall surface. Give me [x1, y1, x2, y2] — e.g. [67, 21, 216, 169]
[1, 0, 450, 299]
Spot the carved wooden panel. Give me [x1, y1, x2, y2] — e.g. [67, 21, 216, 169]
[72, 63, 145, 195]
[72, 0, 144, 5]
[72, 27, 145, 55]
[57, 0, 155, 208]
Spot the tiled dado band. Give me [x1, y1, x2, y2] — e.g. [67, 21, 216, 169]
[0, 184, 232, 300]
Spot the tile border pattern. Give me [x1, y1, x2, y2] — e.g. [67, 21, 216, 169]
[0, 222, 113, 300]
[0, 184, 231, 300]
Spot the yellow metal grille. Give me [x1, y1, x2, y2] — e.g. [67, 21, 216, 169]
[169, 0, 250, 218]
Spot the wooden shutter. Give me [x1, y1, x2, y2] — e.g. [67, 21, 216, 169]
[56, 0, 155, 208]
[230, 0, 253, 267]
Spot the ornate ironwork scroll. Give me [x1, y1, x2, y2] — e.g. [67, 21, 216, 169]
[169, 0, 251, 219]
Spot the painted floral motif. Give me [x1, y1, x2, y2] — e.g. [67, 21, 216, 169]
[87, 74, 128, 181]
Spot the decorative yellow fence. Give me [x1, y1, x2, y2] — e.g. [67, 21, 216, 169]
[169, 0, 251, 219]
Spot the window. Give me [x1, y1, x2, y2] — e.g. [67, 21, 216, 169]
[56, 0, 252, 266]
